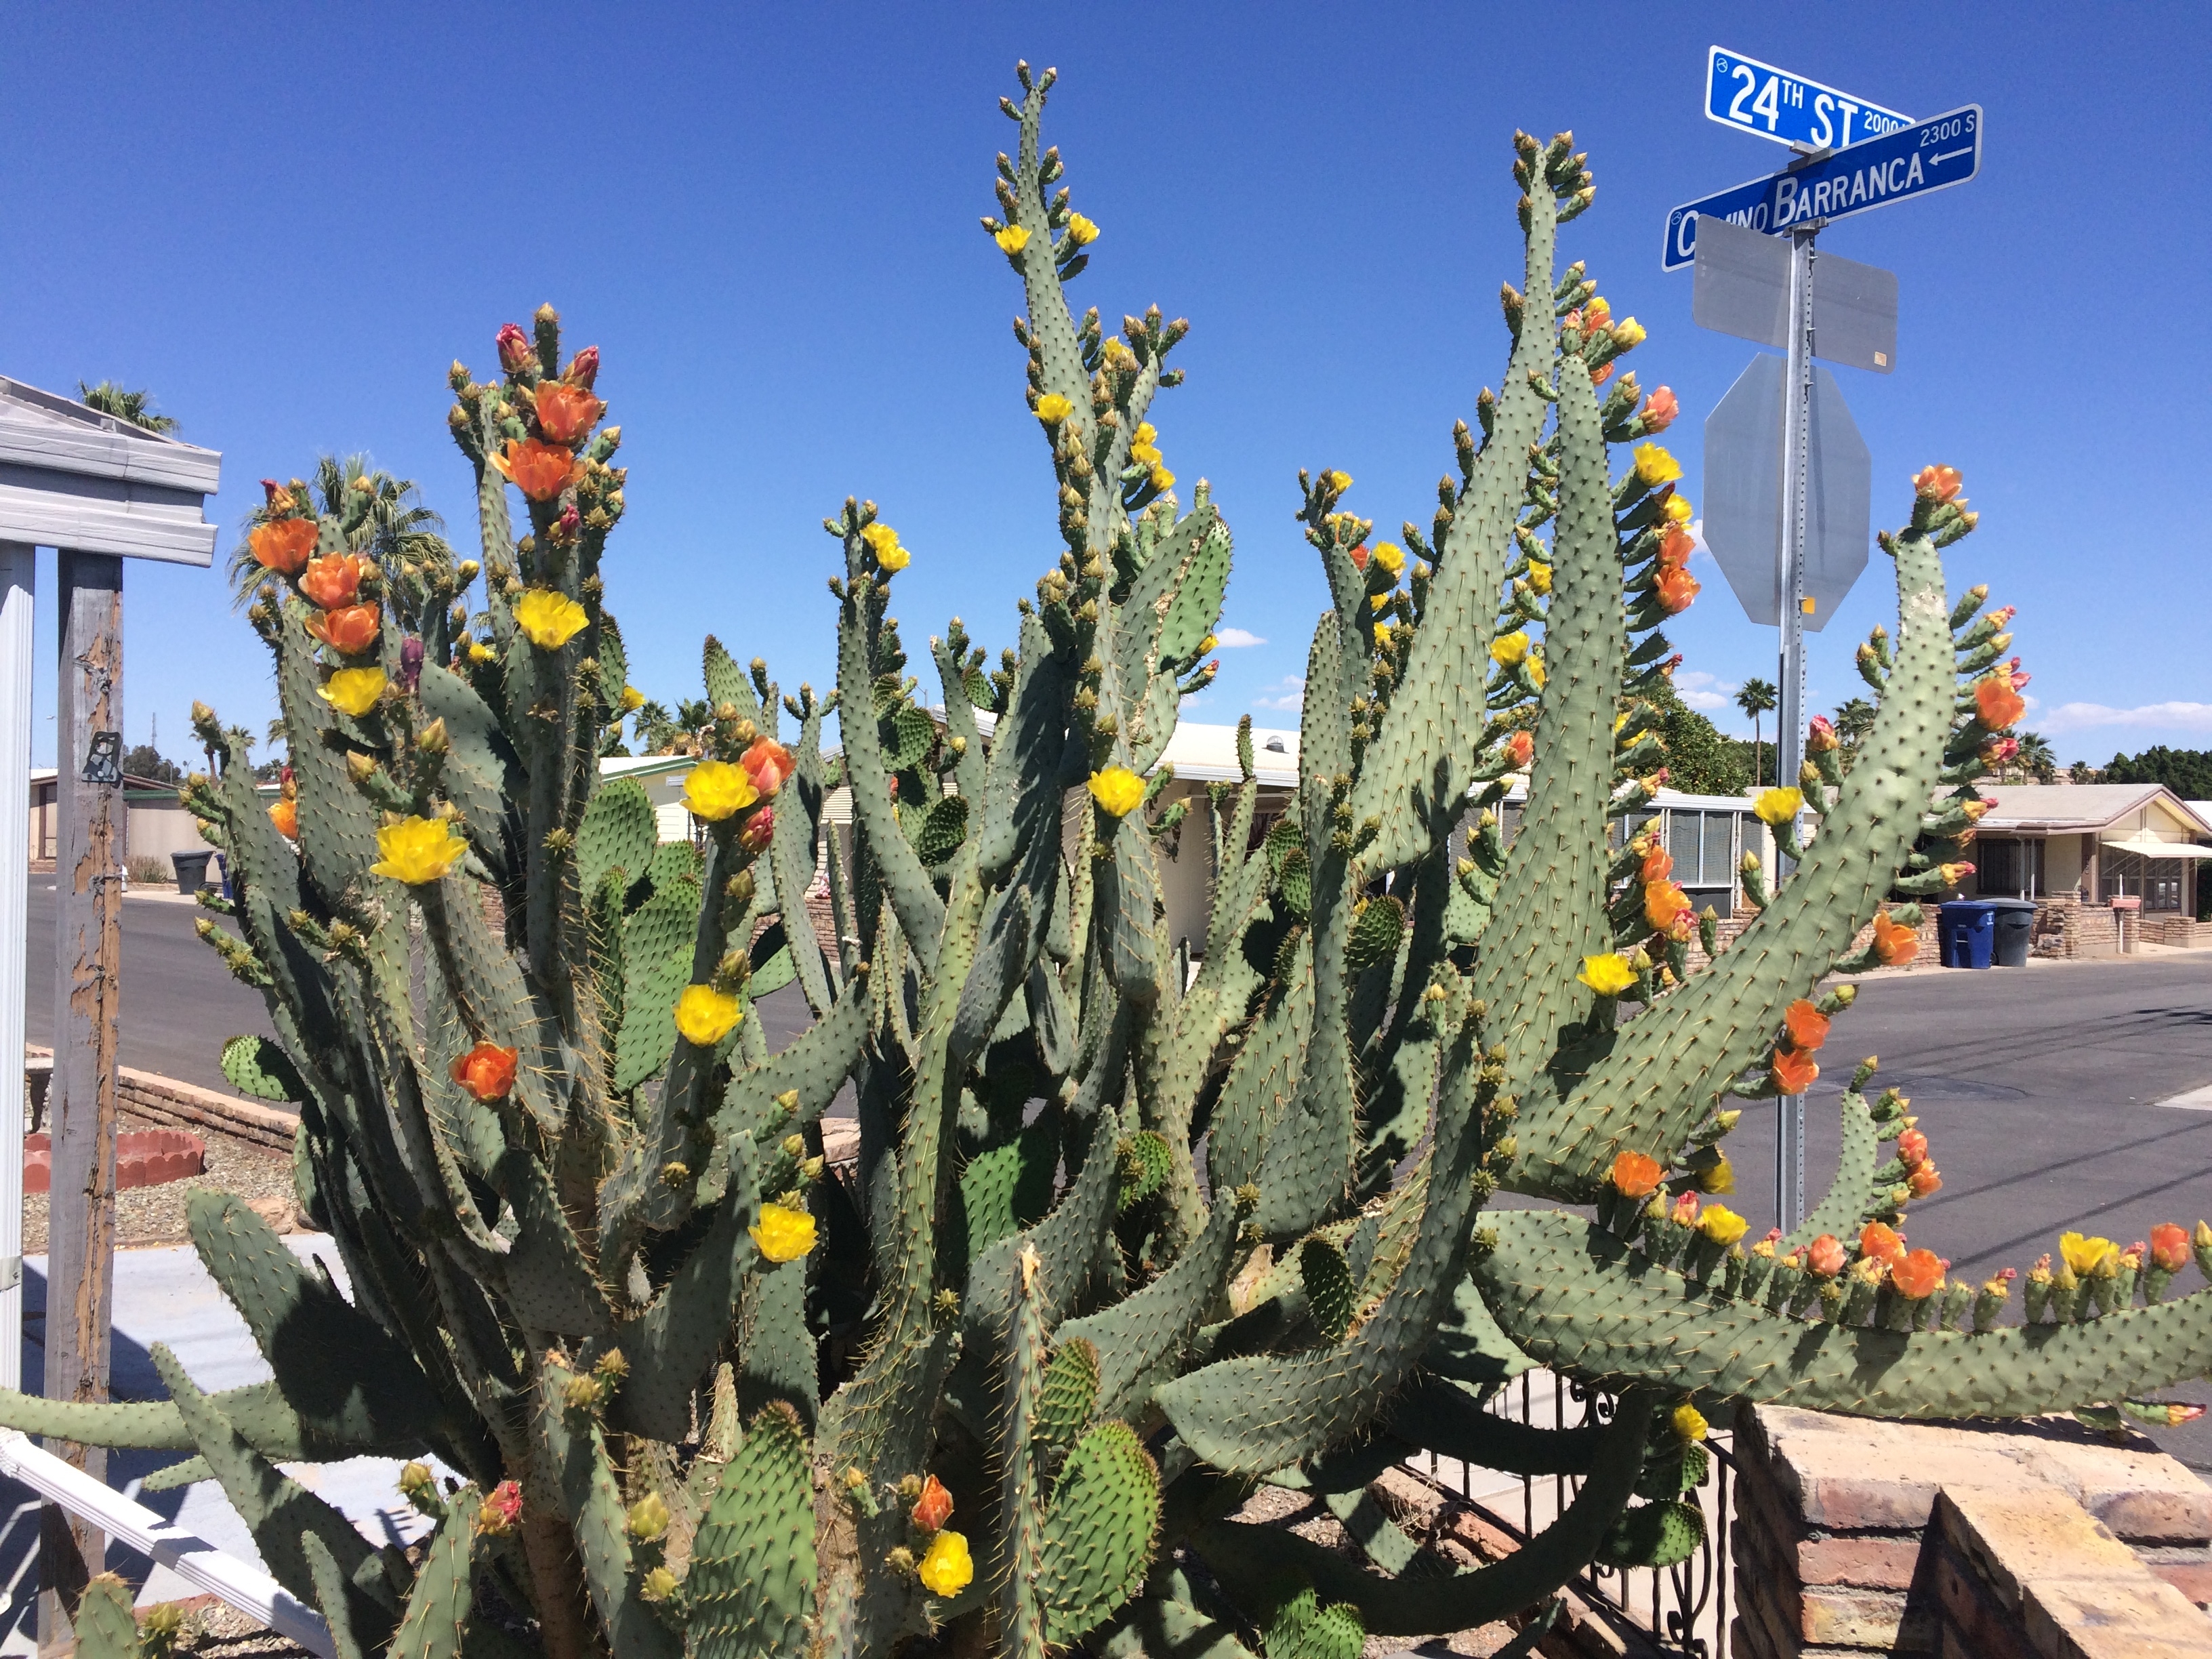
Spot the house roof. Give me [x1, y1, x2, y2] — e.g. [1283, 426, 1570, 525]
[1156, 722, 1300, 787]
[1975, 783, 2212, 836]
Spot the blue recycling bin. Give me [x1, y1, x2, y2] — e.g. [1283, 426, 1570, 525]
[1938, 901, 1996, 969]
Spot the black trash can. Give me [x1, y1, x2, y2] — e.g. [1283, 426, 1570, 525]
[1986, 898, 2037, 968]
[171, 849, 215, 895]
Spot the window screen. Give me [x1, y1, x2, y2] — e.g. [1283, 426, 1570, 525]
[1702, 813, 1734, 886]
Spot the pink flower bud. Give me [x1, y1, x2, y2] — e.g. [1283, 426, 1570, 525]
[739, 805, 775, 853]
[565, 346, 600, 390]
[1807, 716, 1838, 753]
[497, 323, 534, 375]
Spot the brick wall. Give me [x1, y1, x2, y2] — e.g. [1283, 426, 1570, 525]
[1732, 1404, 2212, 1657]
[24, 1046, 293, 1158]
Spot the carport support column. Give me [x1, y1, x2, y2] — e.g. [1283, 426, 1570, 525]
[41, 551, 121, 1652]
[0, 544, 32, 1397]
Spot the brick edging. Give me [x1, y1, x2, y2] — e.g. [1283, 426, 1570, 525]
[25, 1046, 295, 1158]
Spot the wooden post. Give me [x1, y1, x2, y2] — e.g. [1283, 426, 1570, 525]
[41, 550, 121, 1652]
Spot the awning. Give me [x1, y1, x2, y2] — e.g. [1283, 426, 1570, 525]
[2098, 835, 2212, 860]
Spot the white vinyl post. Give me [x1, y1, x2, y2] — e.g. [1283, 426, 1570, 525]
[0, 542, 30, 1393]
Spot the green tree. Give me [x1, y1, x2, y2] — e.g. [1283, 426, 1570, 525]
[1832, 696, 1877, 774]
[120, 743, 182, 785]
[2104, 745, 2212, 799]
[77, 380, 178, 434]
[2014, 731, 2057, 783]
[1647, 676, 1750, 796]
[1734, 676, 1778, 787]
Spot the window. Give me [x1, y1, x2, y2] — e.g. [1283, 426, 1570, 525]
[1664, 808, 1742, 917]
[1976, 837, 2043, 897]
[2100, 849, 2186, 912]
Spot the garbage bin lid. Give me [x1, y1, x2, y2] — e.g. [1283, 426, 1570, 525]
[1980, 898, 2039, 912]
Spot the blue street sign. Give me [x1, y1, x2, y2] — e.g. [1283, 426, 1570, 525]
[1706, 47, 1911, 151]
[1662, 105, 1982, 271]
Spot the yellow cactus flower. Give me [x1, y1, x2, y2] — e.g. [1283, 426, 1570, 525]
[1130, 440, 1162, 466]
[468, 641, 497, 664]
[1753, 787, 1804, 826]
[1063, 212, 1099, 246]
[1372, 542, 1406, 578]
[1198, 634, 1218, 653]
[1134, 422, 1155, 446]
[319, 667, 388, 717]
[1662, 492, 1693, 523]
[1633, 443, 1681, 487]
[918, 1528, 973, 1597]
[994, 225, 1029, 255]
[620, 685, 646, 712]
[1698, 1202, 1748, 1245]
[1369, 594, 1391, 611]
[2059, 1231, 2117, 1276]
[1528, 560, 1552, 594]
[1671, 1402, 1708, 1443]
[1528, 649, 1547, 690]
[1088, 766, 1146, 819]
[682, 759, 759, 823]
[1323, 469, 1352, 494]
[1698, 1153, 1736, 1195]
[1490, 630, 1530, 666]
[1612, 317, 1647, 349]
[369, 816, 467, 885]
[1577, 953, 1638, 996]
[751, 1202, 817, 1263]
[674, 983, 742, 1047]
[1035, 393, 1073, 424]
[514, 589, 589, 650]
[861, 522, 910, 573]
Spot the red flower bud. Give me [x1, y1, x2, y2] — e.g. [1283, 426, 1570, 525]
[911, 1474, 954, 1533]
[2150, 1222, 2190, 1272]
[738, 805, 775, 854]
[497, 323, 535, 375]
[565, 346, 600, 390]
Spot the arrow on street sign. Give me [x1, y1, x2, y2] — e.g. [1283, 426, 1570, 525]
[1702, 353, 1870, 632]
[1706, 47, 1911, 152]
[1662, 104, 1983, 271]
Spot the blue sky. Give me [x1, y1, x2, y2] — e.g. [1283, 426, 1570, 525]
[5, 3, 2206, 772]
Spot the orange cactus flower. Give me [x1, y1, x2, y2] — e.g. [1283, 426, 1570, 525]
[1644, 880, 1692, 931]
[1348, 544, 1371, 571]
[1610, 1151, 1664, 1200]
[1912, 464, 1963, 503]
[1870, 910, 1920, 966]
[249, 517, 320, 575]
[451, 1042, 519, 1102]
[1640, 845, 1674, 884]
[1656, 523, 1694, 569]
[2150, 1223, 2192, 1272]
[306, 602, 382, 656]
[535, 381, 604, 446]
[1783, 999, 1830, 1052]
[1897, 1128, 1929, 1167]
[911, 1474, 954, 1533]
[741, 736, 798, 799]
[1974, 676, 2026, 731]
[299, 552, 367, 609]
[1806, 1233, 1847, 1276]
[1641, 386, 1679, 432]
[494, 438, 583, 502]
[1859, 1222, 1906, 1269]
[1505, 730, 1534, 769]
[1891, 1248, 1945, 1300]
[1769, 1044, 1818, 1094]
[1655, 567, 1700, 615]
[268, 798, 298, 840]
[1907, 1164, 1943, 1198]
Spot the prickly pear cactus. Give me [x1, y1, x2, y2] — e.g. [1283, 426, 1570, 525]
[11, 61, 2210, 1659]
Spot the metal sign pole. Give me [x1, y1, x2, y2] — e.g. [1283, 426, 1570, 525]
[1774, 223, 1816, 1235]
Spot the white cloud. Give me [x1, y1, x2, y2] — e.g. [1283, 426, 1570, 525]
[1674, 668, 1738, 714]
[1212, 626, 1266, 648]
[1251, 676, 1305, 712]
[2036, 701, 2212, 736]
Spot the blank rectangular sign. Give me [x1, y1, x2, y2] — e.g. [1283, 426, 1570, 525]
[1691, 215, 1898, 373]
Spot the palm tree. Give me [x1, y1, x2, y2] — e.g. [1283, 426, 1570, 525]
[77, 381, 178, 434]
[226, 455, 449, 606]
[2015, 731, 2057, 784]
[1735, 677, 1778, 785]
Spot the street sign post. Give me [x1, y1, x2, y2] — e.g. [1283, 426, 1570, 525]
[1662, 104, 1984, 271]
[1705, 46, 1911, 151]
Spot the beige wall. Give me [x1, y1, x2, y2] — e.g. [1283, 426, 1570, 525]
[125, 800, 215, 861]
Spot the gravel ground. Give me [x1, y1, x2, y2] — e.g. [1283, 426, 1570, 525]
[23, 1116, 299, 1254]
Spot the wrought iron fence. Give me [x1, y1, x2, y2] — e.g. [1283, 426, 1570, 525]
[1404, 1370, 1734, 1657]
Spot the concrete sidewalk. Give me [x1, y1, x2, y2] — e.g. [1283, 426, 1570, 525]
[0, 1238, 443, 1650]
